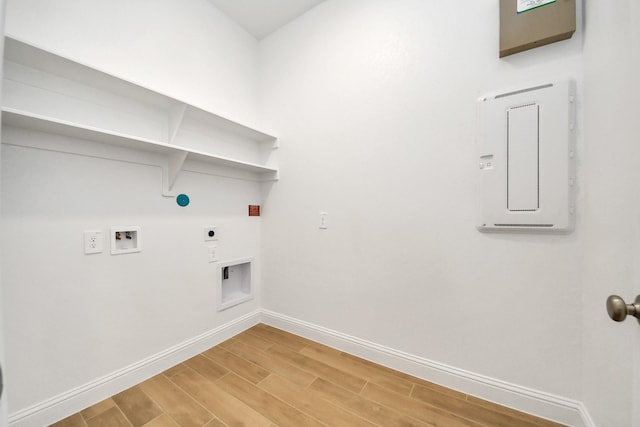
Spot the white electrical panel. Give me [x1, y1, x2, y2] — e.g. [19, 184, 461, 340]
[477, 80, 576, 231]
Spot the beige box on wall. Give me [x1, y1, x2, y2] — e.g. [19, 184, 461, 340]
[499, 0, 576, 57]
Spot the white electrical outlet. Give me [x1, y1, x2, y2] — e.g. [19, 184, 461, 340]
[83, 230, 103, 254]
[204, 226, 218, 241]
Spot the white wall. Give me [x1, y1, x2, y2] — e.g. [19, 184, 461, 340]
[5, 0, 260, 127]
[1, 0, 264, 418]
[259, 0, 584, 402]
[582, 1, 640, 426]
[0, 0, 8, 423]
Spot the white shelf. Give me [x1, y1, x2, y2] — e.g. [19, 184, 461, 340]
[1, 36, 279, 194]
[2, 108, 176, 155]
[2, 109, 278, 174]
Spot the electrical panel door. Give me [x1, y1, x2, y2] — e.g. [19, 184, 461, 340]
[477, 80, 576, 232]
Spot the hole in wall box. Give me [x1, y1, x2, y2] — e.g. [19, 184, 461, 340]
[216, 257, 253, 311]
[110, 226, 141, 255]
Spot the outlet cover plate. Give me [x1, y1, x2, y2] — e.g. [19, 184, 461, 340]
[84, 230, 103, 254]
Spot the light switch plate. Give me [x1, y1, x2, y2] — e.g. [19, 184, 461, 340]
[319, 212, 328, 229]
[208, 245, 218, 262]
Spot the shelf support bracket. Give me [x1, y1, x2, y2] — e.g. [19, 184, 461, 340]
[168, 102, 188, 144]
[162, 150, 188, 197]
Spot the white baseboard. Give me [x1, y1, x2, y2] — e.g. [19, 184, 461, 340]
[8, 310, 261, 427]
[9, 309, 596, 427]
[261, 310, 596, 427]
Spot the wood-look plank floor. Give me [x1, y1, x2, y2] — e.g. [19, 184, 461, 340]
[51, 324, 566, 427]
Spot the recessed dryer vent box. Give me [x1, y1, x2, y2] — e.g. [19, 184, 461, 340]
[476, 80, 576, 232]
[216, 257, 253, 311]
[110, 226, 141, 254]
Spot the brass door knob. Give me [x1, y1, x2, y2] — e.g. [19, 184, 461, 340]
[606, 295, 640, 324]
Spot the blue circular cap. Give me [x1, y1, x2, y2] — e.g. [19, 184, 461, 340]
[176, 193, 190, 207]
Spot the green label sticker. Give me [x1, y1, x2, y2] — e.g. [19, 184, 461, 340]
[517, 0, 556, 13]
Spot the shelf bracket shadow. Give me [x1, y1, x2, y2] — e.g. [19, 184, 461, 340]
[162, 150, 188, 197]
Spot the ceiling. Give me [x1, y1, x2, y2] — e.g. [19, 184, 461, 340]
[208, 0, 326, 40]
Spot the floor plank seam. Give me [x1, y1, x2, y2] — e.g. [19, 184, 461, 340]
[78, 413, 89, 427]
[409, 382, 416, 397]
[357, 380, 369, 395]
[222, 372, 329, 427]
[115, 405, 135, 427]
[164, 370, 218, 424]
